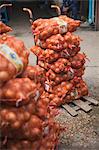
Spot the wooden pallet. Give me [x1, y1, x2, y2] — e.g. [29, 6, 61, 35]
[62, 96, 99, 117]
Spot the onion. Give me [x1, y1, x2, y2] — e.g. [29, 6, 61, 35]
[21, 141, 30, 147]
[41, 98, 50, 105]
[27, 103, 36, 114]
[31, 128, 41, 137]
[12, 121, 21, 129]
[9, 145, 18, 150]
[66, 83, 73, 90]
[37, 108, 48, 119]
[5, 112, 16, 123]
[0, 109, 8, 117]
[24, 112, 31, 121]
[17, 112, 25, 122]
[4, 89, 15, 98]
[49, 94, 54, 99]
[0, 71, 9, 81]
[29, 115, 42, 127]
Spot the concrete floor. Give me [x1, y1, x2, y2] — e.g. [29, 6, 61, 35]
[7, 3, 99, 149]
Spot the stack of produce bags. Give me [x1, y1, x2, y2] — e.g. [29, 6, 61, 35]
[0, 31, 60, 150]
[31, 15, 88, 107]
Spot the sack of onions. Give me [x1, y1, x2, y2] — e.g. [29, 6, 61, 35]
[0, 34, 29, 84]
[61, 46, 80, 59]
[53, 81, 73, 98]
[0, 107, 43, 140]
[0, 78, 40, 106]
[0, 91, 50, 139]
[48, 79, 88, 106]
[0, 22, 12, 34]
[31, 46, 60, 63]
[35, 34, 65, 51]
[46, 68, 74, 85]
[0, 100, 60, 142]
[48, 58, 71, 73]
[64, 32, 81, 47]
[45, 80, 73, 96]
[1, 121, 60, 150]
[1, 140, 41, 150]
[64, 79, 88, 103]
[0, 96, 49, 140]
[73, 66, 85, 77]
[32, 16, 80, 40]
[35, 32, 81, 52]
[21, 65, 46, 84]
[69, 53, 86, 69]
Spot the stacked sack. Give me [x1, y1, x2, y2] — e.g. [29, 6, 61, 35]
[0, 30, 60, 149]
[31, 15, 88, 107]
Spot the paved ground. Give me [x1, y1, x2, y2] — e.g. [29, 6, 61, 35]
[7, 3, 99, 149]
